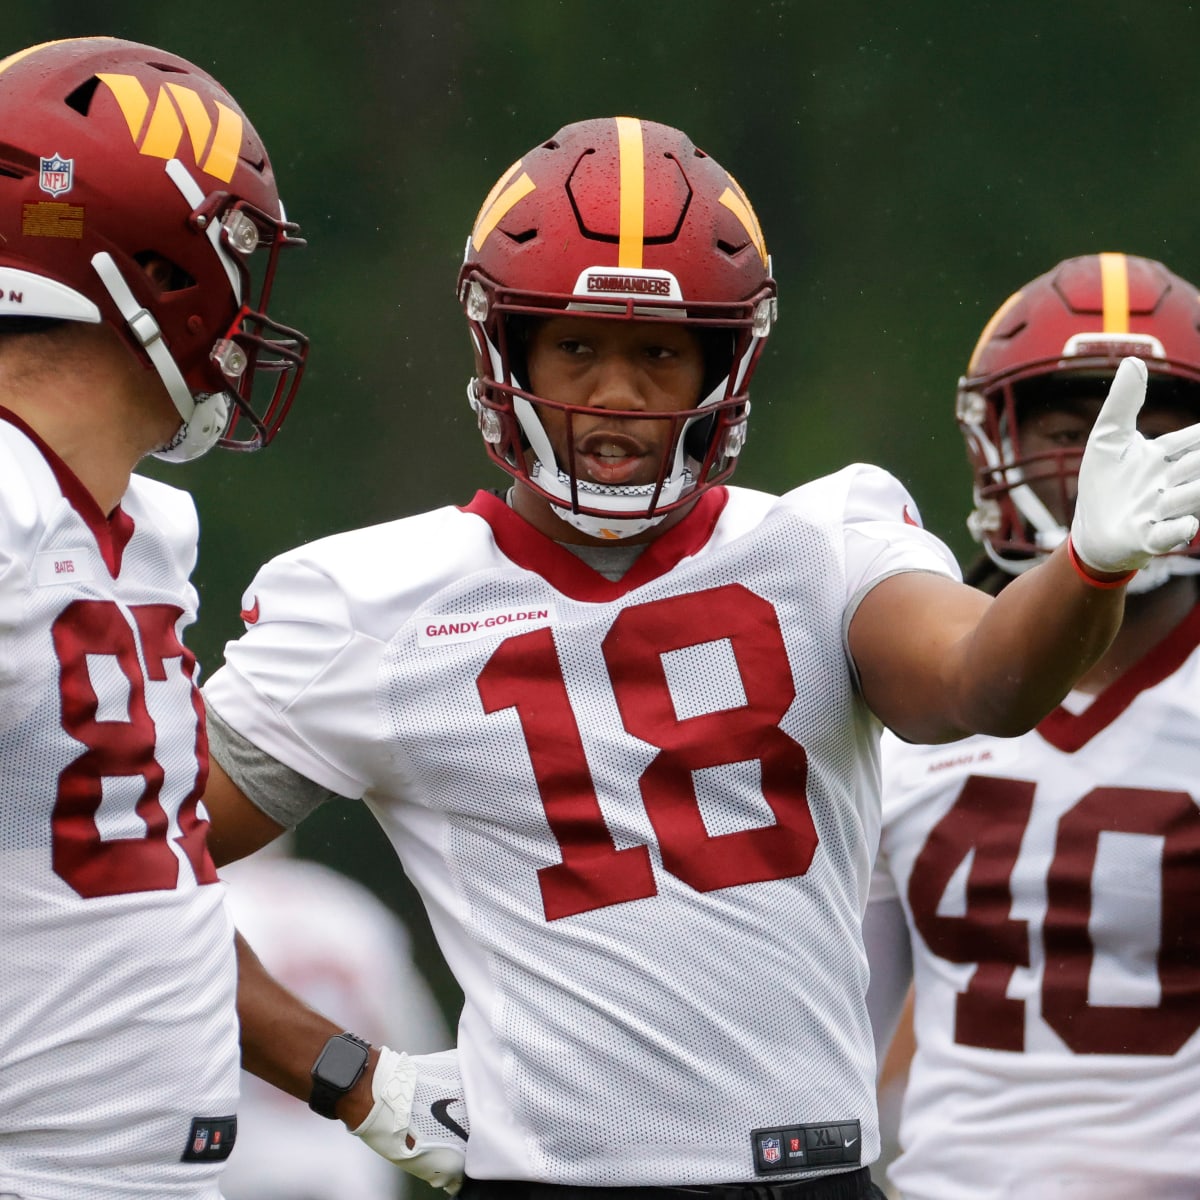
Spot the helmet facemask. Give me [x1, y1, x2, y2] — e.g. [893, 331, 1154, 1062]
[465, 276, 771, 539]
[140, 163, 308, 461]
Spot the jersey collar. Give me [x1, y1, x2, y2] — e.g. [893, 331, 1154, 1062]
[1037, 603, 1200, 751]
[461, 487, 728, 601]
[0, 405, 135, 579]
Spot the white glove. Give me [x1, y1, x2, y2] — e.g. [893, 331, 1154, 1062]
[1070, 356, 1200, 574]
[352, 1047, 468, 1195]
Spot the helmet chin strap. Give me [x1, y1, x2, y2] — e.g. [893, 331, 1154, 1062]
[543, 478, 671, 540]
[511, 375, 736, 542]
[95, 158, 244, 463]
[516, 391, 690, 540]
[150, 392, 232, 462]
[476, 313, 761, 540]
[90, 250, 229, 462]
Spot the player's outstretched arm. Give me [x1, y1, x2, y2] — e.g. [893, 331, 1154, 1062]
[851, 357, 1200, 743]
[235, 934, 468, 1193]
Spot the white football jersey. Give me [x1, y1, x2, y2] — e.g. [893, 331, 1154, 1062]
[219, 848, 451, 1200]
[0, 412, 239, 1200]
[204, 466, 958, 1186]
[872, 607, 1200, 1199]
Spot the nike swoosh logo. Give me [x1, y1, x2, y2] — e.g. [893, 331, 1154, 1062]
[239, 597, 260, 625]
[844, 1136, 858, 1148]
[902, 505, 919, 527]
[431, 1097, 468, 1141]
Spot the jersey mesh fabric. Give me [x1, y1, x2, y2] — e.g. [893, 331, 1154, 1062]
[0, 421, 237, 1200]
[873, 624, 1200, 1200]
[204, 464, 959, 1186]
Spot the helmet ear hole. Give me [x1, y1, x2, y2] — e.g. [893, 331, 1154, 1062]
[64, 76, 101, 115]
[134, 252, 195, 294]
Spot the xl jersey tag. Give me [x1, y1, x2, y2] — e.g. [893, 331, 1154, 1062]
[34, 549, 96, 587]
[180, 1115, 236, 1162]
[752, 1119, 861, 1173]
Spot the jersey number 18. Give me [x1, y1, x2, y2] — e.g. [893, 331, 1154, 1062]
[478, 585, 817, 920]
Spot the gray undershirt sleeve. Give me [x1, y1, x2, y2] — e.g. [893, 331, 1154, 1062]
[204, 700, 339, 829]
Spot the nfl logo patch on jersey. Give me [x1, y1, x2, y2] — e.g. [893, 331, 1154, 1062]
[180, 1114, 237, 1162]
[752, 1119, 861, 1173]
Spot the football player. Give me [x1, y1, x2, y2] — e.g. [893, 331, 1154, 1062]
[201, 122, 1200, 1198]
[865, 253, 1200, 1199]
[0, 36, 307, 1200]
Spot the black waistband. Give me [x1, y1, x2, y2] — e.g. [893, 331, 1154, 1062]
[460, 1166, 883, 1200]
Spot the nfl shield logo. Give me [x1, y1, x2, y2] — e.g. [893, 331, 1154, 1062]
[762, 1136, 781, 1164]
[192, 1127, 209, 1154]
[39, 153, 73, 196]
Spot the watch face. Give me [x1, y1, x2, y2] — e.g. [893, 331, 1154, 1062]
[315, 1036, 369, 1089]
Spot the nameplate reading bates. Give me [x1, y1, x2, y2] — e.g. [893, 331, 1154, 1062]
[35, 550, 96, 587]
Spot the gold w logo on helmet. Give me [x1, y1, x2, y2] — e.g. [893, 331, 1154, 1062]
[97, 73, 243, 183]
[719, 172, 768, 268]
[471, 158, 535, 252]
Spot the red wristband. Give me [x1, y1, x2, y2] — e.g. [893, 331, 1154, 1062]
[1066, 537, 1138, 590]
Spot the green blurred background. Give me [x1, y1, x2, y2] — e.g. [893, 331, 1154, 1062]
[10, 0, 1200, 1110]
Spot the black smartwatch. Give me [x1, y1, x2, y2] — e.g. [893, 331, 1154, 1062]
[308, 1032, 371, 1119]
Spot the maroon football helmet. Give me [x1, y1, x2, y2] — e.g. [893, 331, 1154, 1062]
[0, 36, 308, 459]
[458, 116, 777, 539]
[957, 252, 1200, 584]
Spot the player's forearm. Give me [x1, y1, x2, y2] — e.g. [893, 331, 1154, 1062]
[955, 542, 1123, 736]
[235, 931, 378, 1127]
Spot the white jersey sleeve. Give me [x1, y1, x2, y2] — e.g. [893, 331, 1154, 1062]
[874, 610, 1200, 1200]
[0, 415, 238, 1200]
[204, 469, 959, 1188]
[205, 551, 379, 798]
[838, 466, 962, 607]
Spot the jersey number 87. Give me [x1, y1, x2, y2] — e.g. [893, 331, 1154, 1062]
[51, 598, 215, 900]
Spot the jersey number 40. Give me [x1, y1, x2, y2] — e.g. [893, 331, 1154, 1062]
[908, 773, 1200, 1056]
